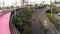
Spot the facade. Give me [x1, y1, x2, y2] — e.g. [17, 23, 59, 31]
[0, 0, 21, 7]
[54, 2, 60, 7]
[0, 0, 57, 7]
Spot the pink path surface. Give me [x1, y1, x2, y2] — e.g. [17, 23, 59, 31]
[0, 12, 11, 34]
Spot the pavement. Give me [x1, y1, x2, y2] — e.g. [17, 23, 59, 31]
[0, 12, 11, 34]
[0, 9, 20, 34]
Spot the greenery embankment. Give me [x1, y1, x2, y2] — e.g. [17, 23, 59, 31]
[12, 8, 35, 34]
[50, 4, 60, 13]
[46, 12, 59, 30]
[42, 28, 49, 34]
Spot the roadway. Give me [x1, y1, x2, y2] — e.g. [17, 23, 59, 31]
[31, 8, 60, 34]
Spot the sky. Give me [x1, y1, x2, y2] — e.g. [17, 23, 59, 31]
[0, 0, 60, 7]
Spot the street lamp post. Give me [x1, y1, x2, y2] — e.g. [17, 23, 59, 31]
[50, 0, 53, 16]
[3, 1, 5, 9]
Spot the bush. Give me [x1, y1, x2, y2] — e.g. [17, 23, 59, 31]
[46, 12, 59, 30]
[0, 7, 1, 10]
[42, 28, 49, 34]
[6, 7, 10, 9]
[50, 5, 60, 13]
[12, 8, 35, 34]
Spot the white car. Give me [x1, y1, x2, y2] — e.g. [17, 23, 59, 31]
[51, 31, 55, 34]
[57, 13, 60, 16]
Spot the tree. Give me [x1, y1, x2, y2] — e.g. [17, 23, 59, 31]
[0, 7, 1, 10]
[6, 7, 10, 9]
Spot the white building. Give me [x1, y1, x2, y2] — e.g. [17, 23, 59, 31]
[0, 0, 57, 7]
[0, 0, 21, 7]
[54, 2, 60, 7]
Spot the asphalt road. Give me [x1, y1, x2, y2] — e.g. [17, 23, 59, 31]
[31, 8, 50, 34]
[31, 8, 60, 34]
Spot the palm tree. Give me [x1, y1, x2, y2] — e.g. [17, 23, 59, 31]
[50, 0, 53, 16]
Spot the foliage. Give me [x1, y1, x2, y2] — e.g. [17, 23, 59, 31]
[0, 7, 1, 10]
[12, 8, 35, 34]
[16, 6, 20, 8]
[10, 6, 14, 8]
[46, 12, 59, 30]
[6, 7, 10, 9]
[50, 4, 60, 13]
[42, 28, 49, 34]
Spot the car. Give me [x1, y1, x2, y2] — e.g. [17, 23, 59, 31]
[51, 31, 55, 34]
[57, 13, 60, 16]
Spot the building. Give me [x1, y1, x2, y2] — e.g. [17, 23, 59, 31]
[0, 0, 57, 7]
[54, 2, 60, 7]
[0, 0, 21, 7]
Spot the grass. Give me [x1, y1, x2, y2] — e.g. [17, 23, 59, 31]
[42, 28, 49, 34]
[46, 12, 59, 30]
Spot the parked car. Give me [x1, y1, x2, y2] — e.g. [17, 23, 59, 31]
[51, 31, 55, 34]
[57, 13, 60, 16]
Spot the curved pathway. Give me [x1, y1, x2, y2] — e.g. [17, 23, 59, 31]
[0, 9, 20, 34]
[0, 11, 11, 34]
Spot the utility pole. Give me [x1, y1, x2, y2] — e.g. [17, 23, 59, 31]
[50, 0, 53, 16]
[3, 1, 5, 9]
[55, 0, 56, 2]
[21, 0, 25, 7]
[3, 1, 5, 6]
[43, 0, 44, 6]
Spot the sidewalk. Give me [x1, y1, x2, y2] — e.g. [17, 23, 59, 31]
[0, 12, 11, 34]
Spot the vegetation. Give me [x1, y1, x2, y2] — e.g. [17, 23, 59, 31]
[46, 12, 59, 30]
[42, 28, 49, 34]
[0, 7, 1, 10]
[16, 6, 20, 8]
[12, 6, 46, 34]
[10, 6, 14, 8]
[6, 7, 10, 9]
[50, 4, 60, 13]
[12, 8, 35, 34]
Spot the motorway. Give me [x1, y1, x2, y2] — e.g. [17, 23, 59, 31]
[31, 8, 60, 34]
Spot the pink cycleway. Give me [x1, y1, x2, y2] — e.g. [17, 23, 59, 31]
[0, 11, 11, 34]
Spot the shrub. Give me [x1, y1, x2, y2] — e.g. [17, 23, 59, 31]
[12, 8, 35, 34]
[46, 12, 59, 30]
[0, 7, 1, 10]
[6, 7, 10, 9]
